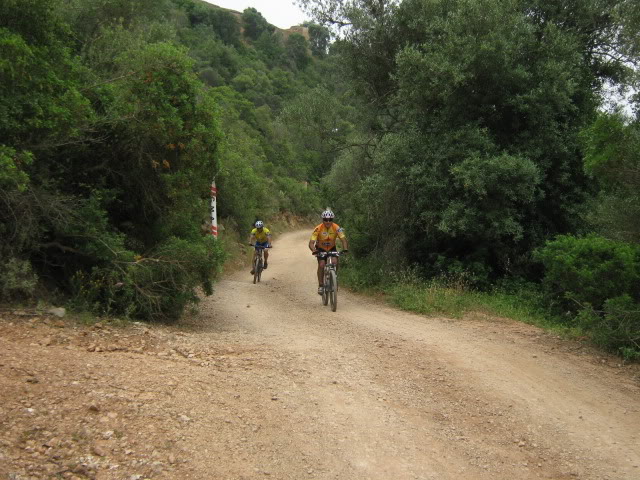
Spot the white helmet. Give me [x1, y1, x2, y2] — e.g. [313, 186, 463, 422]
[321, 210, 335, 220]
[255, 220, 264, 228]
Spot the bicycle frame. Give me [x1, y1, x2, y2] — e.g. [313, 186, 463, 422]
[251, 245, 271, 284]
[316, 251, 341, 311]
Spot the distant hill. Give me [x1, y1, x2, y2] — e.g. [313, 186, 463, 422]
[204, 1, 310, 40]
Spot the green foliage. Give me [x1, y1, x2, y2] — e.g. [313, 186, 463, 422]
[305, 23, 331, 58]
[211, 86, 276, 227]
[279, 86, 354, 180]
[338, 255, 400, 291]
[0, 10, 92, 147]
[285, 33, 311, 70]
[242, 7, 273, 41]
[582, 113, 629, 178]
[0, 258, 38, 301]
[273, 177, 322, 216]
[313, 0, 628, 280]
[181, 1, 240, 45]
[0, 0, 241, 320]
[577, 296, 640, 359]
[70, 236, 223, 321]
[581, 112, 640, 242]
[340, 256, 560, 328]
[535, 235, 640, 311]
[0, 0, 370, 322]
[0, 147, 31, 192]
[254, 31, 286, 68]
[446, 153, 541, 241]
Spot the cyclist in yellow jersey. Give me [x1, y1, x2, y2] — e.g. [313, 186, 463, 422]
[309, 210, 348, 295]
[249, 220, 272, 274]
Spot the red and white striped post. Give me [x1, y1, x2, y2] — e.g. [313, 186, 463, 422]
[210, 180, 218, 238]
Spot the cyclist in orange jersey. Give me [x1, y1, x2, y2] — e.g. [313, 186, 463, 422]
[309, 210, 348, 295]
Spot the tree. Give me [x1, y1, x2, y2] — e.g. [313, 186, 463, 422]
[255, 30, 285, 68]
[182, 1, 241, 46]
[242, 7, 273, 41]
[285, 33, 311, 70]
[1, 0, 329, 315]
[304, 22, 331, 58]
[300, 0, 633, 280]
[0, 0, 93, 298]
[582, 111, 640, 242]
[279, 86, 353, 179]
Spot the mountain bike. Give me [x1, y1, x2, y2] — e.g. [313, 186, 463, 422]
[250, 244, 271, 284]
[315, 250, 344, 312]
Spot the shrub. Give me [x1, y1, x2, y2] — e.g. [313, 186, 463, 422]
[339, 256, 392, 291]
[576, 295, 640, 360]
[274, 177, 321, 216]
[535, 235, 640, 311]
[70, 236, 224, 322]
[0, 257, 38, 301]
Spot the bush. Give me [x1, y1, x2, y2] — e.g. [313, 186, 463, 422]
[339, 256, 389, 291]
[0, 257, 38, 301]
[535, 235, 640, 311]
[577, 295, 640, 360]
[274, 177, 321, 216]
[70, 236, 224, 322]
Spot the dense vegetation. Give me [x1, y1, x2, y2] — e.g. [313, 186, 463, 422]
[0, 0, 330, 320]
[1, 0, 639, 357]
[298, 0, 639, 358]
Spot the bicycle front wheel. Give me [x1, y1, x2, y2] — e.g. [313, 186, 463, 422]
[329, 270, 338, 312]
[322, 270, 329, 305]
[257, 259, 263, 282]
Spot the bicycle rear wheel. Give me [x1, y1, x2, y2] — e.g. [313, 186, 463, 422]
[329, 270, 338, 312]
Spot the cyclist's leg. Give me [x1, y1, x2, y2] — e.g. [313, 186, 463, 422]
[251, 249, 257, 274]
[317, 258, 325, 294]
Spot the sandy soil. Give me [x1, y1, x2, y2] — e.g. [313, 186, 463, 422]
[1, 230, 639, 480]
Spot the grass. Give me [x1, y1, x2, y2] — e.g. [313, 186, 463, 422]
[340, 259, 579, 339]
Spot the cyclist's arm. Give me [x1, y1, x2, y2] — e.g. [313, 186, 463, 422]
[337, 229, 348, 251]
[267, 232, 272, 247]
[309, 228, 320, 252]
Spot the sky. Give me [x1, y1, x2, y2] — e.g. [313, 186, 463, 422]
[204, 0, 309, 29]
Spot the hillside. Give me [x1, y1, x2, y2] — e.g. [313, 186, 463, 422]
[203, 1, 310, 40]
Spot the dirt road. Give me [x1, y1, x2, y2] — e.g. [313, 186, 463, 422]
[1, 230, 640, 480]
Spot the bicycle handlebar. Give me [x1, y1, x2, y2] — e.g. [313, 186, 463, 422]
[313, 250, 346, 257]
[249, 244, 272, 248]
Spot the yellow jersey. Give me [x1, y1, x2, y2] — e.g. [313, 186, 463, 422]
[310, 223, 345, 251]
[251, 227, 271, 243]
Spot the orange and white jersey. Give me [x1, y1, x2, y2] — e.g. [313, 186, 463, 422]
[310, 222, 346, 251]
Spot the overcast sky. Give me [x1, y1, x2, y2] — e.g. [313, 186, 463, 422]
[204, 0, 309, 29]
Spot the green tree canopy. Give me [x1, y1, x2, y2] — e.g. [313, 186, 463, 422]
[242, 7, 274, 41]
[299, 0, 633, 281]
